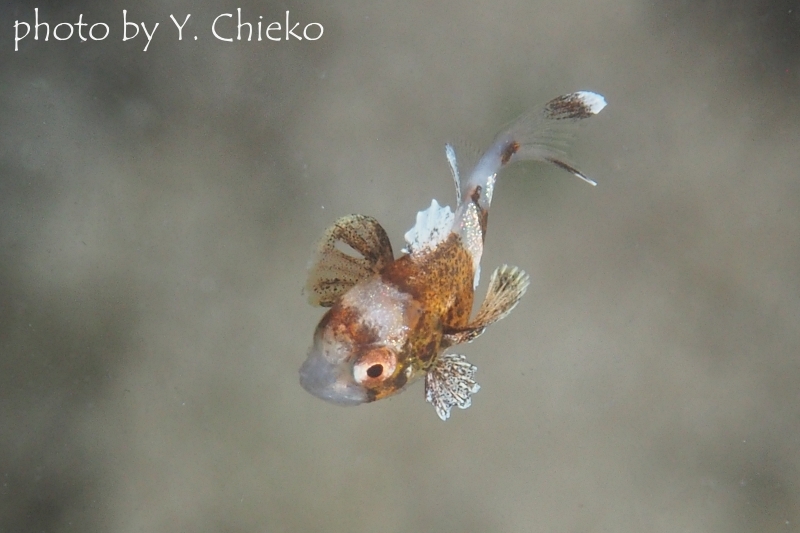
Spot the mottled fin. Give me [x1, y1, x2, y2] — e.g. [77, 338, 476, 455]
[462, 91, 606, 210]
[544, 91, 607, 120]
[425, 353, 480, 421]
[443, 265, 530, 345]
[305, 215, 394, 307]
[402, 199, 455, 255]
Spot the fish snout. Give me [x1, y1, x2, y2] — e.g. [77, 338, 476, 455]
[299, 346, 368, 405]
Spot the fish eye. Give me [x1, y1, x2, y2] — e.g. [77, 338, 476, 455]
[354, 347, 397, 384]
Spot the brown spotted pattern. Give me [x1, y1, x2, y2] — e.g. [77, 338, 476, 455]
[305, 215, 394, 307]
[302, 226, 478, 402]
[500, 140, 520, 166]
[544, 93, 597, 120]
[380, 233, 476, 374]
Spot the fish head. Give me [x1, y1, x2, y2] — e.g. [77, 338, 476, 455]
[300, 279, 423, 405]
[299, 328, 406, 405]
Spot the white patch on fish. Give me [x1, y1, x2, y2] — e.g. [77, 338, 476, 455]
[402, 199, 454, 255]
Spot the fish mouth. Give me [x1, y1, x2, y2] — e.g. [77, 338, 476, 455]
[299, 349, 368, 405]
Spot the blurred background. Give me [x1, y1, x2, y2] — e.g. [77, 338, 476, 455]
[2, 0, 799, 531]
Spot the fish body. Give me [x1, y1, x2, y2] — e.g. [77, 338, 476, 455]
[300, 91, 606, 419]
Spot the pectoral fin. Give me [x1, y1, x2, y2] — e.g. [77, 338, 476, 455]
[425, 353, 480, 421]
[443, 265, 530, 345]
[305, 215, 394, 307]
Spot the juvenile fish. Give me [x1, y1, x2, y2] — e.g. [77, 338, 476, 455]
[300, 92, 606, 420]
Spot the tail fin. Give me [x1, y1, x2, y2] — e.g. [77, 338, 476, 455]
[460, 91, 606, 211]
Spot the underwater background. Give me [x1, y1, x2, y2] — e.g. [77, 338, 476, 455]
[2, 0, 799, 531]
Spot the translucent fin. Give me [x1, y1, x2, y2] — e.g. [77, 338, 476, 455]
[463, 91, 606, 210]
[445, 144, 461, 205]
[446, 136, 483, 196]
[425, 353, 480, 421]
[305, 215, 394, 307]
[474, 265, 530, 325]
[444, 265, 530, 345]
[402, 199, 455, 255]
[452, 200, 484, 287]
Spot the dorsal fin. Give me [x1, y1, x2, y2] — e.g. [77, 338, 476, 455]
[402, 199, 455, 255]
[305, 215, 394, 307]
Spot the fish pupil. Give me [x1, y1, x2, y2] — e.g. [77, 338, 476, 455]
[367, 364, 383, 378]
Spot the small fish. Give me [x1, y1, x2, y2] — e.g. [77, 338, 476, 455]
[299, 91, 606, 420]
